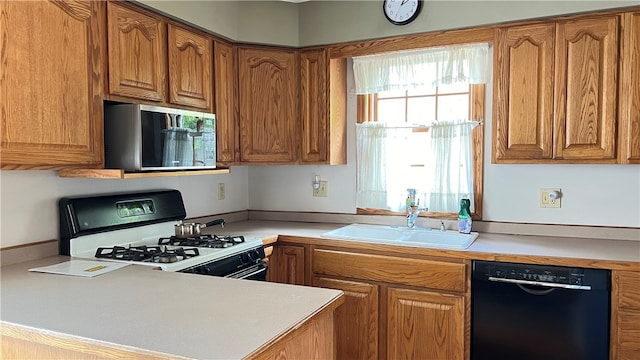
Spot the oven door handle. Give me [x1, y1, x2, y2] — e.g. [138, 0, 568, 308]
[488, 276, 592, 290]
[225, 262, 267, 280]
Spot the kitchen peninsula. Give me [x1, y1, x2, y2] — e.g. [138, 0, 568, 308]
[0, 256, 344, 360]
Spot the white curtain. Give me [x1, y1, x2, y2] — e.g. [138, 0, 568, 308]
[352, 43, 490, 94]
[356, 121, 477, 213]
[427, 120, 477, 212]
[356, 123, 414, 210]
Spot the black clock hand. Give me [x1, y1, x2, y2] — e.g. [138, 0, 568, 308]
[401, 0, 408, 5]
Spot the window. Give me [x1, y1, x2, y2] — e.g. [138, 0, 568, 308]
[353, 43, 489, 219]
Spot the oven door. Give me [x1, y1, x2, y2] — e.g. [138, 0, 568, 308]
[225, 261, 268, 281]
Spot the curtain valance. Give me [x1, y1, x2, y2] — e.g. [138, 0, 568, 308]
[352, 43, 491, 94]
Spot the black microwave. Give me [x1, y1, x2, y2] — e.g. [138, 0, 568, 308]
[104, 103, 216, 171]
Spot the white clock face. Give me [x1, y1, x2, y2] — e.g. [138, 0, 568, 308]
[383, 0, 422, 25]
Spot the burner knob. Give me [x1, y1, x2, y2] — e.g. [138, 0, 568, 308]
[240, 253, 250, 265]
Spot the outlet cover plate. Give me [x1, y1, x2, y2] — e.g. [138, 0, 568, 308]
[540, 188, 560, 208]
[313, 181, 328, 197]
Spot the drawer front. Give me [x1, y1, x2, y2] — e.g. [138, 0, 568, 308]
[312, 248, 466, 292]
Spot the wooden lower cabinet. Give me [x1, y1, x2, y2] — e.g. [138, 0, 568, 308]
[611, 270, 640, 360]
[312, 276, 379, 360]
[311, 246, 468, 360]
[387, 287, 465, 360]
[269, 245, 306, 285]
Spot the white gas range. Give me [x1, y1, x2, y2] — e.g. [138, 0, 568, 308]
[58, 190, 267, 279]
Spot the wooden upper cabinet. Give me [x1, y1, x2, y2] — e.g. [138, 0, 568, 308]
[300, 49, 328, 163]
[168, 24, 212, 110]
[105, 3, 212, 111]
[493, 23, 555, 162]
[0, 0, 104, 169]
[619, 11, 640, 164]
[493, 14, 622, 164]
[237, 47, 298, 163]
[106, 2, 166, 102]
[555, 15, 619, 161]
[300, 49, 347, 165]
[213, 41, 237, 165]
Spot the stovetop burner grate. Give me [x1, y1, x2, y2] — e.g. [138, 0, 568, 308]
[158, 234, 245, 248]
[95, 245, 199, 263]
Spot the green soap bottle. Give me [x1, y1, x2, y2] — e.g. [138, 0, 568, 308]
[457, 198, 472, 234]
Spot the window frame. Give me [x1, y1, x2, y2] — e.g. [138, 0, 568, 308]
[356, 84, 485, 220]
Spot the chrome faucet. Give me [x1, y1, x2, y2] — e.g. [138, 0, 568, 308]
[406, 205, 427, 228]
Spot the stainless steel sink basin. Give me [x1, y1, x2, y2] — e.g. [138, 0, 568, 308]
[320, 223, 478, 249]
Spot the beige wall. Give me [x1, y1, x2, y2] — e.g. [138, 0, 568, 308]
[298, 0, 638, 45]
[138, 0, 300, 46]
[1, 0, 639, 249]
[139, 0, 638, 46]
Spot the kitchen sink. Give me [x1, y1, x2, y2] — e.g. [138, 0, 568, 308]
[320, 223, 478, 250]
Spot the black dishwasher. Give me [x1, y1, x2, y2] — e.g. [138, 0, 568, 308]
[471, 260, 611, 360]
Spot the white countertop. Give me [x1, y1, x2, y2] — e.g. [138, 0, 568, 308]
[0, 256, 343, 359]
[213, 220, 640, 265]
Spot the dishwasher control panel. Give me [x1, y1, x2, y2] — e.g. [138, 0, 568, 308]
[473, 261, 610, 289]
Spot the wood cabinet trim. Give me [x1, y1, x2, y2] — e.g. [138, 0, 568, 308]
[213, 40, 238, 165]
[618, 11, 640, 164]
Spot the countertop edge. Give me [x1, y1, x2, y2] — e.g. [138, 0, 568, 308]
[244, 291, 345, 360]
[0, 321, 192, 360]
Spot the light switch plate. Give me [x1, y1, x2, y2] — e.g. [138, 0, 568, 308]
[218, 183, 225, 200]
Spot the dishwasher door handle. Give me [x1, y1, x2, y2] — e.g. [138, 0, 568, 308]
[488, 276, 592, 290]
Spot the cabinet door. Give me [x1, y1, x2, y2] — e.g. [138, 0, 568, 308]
[492, 24, 555, 162]
[168, 24, 212, 110]
[611, 271, 640, 360]
[619, 12, 640, 164]
[270, 245, 305, 285]
[238, 47, 298, 163]
[555, 15, 618, 161]
[387, 287, 465, 360]
[106, 2, 166, 102]
[300, 49, 328, 163]
[313, 276, 379, 360]
[213, 41, 237, 165]
[0, 0, 104, 168]
[300, 50, 347, 165]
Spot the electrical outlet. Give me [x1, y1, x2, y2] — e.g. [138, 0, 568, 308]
[218, 183, 225, 200]
[313, 181, 328, 197]
[540, 188, 561, 208]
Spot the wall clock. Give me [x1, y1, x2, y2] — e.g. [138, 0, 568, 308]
[383, 0, 423, 26]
